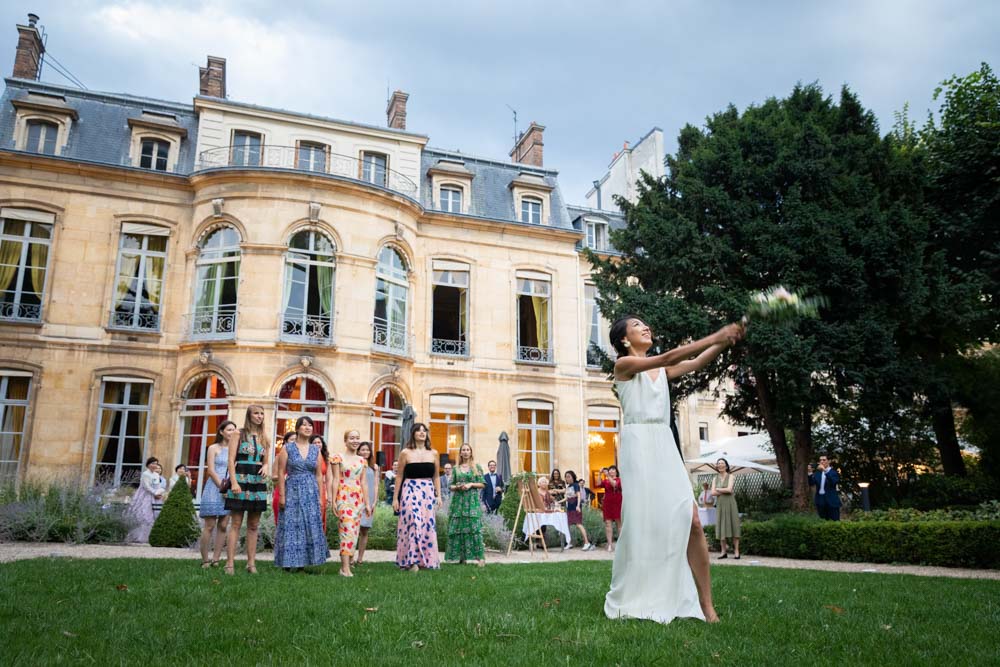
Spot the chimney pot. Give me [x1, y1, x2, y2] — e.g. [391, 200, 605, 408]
[12, 14, 45, 80]
[509, 121, 545, 167]
[199, 55, 227, 98]
[386, 90, 409, 130]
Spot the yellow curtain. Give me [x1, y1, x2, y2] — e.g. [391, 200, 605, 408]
[29, 242, 48, 301]
[531, 296, 550, 350]
[96, 406, 118, 464]
[144, 256, 164, 309]
[114, 253, 140, 309]
[0, 239, 20, 296]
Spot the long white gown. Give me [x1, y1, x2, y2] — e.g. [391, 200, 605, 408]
[604, 369, 705, 623]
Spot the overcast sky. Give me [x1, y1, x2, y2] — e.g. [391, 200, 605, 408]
[3, 1, 998, 200]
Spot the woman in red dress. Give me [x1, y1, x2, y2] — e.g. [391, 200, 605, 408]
[602, 465, 622, 552]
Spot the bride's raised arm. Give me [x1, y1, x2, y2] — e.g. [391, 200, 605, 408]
[614, 323, 742, 382]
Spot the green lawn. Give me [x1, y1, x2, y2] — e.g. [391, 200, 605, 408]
[1, 558, 997, 666]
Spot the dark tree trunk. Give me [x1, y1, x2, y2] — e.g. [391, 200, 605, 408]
[928, 390, 967, 476]
[754, 372, 792, 489]
[791, 412, 814, 511]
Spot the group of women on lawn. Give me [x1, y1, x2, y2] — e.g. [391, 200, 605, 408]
[195, 406, 486, 576]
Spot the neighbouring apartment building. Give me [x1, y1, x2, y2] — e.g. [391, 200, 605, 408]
[0, 14, 745, 503]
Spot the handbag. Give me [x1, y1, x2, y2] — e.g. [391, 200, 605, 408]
[218, 474, 231, 494]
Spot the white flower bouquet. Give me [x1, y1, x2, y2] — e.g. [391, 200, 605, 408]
[745, 285, 825, 324]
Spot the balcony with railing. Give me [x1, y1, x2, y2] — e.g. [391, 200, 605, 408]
[281, 313, 334, 345]
[109, 309, 161, 332]
[517, 346, 553, 364]
[0, 301, 41, 322]
[373, 320, 409, 356]
[195, 146, 419, 199]
[186, 306, 237, 341]
[431, 338, 468, 357]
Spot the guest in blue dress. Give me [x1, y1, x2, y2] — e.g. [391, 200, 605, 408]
[198, 420, 235, 568]
[273, 416, 329, 570]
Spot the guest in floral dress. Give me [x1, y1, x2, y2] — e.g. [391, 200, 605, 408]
[355, 441, 378, 565]
[198, 421, 235, 567]
[446, 443, 486, 566]
[273, 415, 328, 571]
[393, 423, 441, 572]
[330, 429, 371, 577]
[126, 457, 165, 543]
[223, 405, 270, 575]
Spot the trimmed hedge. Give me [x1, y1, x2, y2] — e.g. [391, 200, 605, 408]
[149, 481, 200, 548]
[707, 515, 1000, 568]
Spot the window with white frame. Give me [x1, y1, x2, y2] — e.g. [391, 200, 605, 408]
[586, 219, 609, 251]
[584, 284, 612, 367]
[191, 226, 240, 340]
[521, 197, 542, 224]
[516, 272, 552, 363]
[429, 394, 469, 463]
[699, 422, 709, 443]
[0, 372, 31, 481]
[0, 209, 53, 323]
[373, 246, 408, 354]
[139, 138, 170, 171]
[440, 186, 463, 213]
[110, 224, 168, 331]
[371, 386, 404, 471]
[25, 119, 58, 155]
[517, 400, 553, 473]
[178, 374, 229, 501]
[361, 152, 388, 187]
[92, 378, 153, 487]
[297, 141, 328, 172]
[431, 260, 469, 356]
[282, 230, 336, 343]
[231, 131, 262, 167]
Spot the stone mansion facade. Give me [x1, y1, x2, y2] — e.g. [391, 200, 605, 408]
[0, 15, 744, 501]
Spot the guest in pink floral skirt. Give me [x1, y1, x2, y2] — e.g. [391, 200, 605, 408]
[392, 423, 441, 572]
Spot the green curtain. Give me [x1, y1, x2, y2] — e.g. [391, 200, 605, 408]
[114, 252, 140, 309]
[195, 265, 218, 310]
[317, 264, 334, 317]
[0, 239, 20, 296]
[531, 296, 550, 350]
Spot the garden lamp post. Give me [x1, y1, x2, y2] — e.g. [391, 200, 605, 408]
[858, 482, 871, 512]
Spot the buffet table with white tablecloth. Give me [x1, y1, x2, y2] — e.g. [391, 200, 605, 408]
[522, 511, 572, 544]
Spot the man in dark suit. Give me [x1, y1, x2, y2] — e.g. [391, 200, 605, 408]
[482, 460, 504, 513]
[808, 455, 841, 520]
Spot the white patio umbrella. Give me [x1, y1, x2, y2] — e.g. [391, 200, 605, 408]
[699, 433, 776, 465]
[686, 454, 780, 476]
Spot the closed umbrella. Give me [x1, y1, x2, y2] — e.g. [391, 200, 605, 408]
[496, 431, 512, 483]
[400, 404, 416, 446]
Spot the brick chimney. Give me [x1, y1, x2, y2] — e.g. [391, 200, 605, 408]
[386, 90, 408, 130]
[199, 56, 226, 98]
[509, 122, 545, 167]
[12, 14, 44, 80]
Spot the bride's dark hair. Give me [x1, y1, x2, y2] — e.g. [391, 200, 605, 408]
[609, 314, 645, 357]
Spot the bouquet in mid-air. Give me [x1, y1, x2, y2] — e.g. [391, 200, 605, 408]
[744, 285, 826, 324]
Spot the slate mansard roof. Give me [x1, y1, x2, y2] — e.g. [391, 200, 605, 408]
[0, 78, 199, 173]
[421, 147, 574, 231]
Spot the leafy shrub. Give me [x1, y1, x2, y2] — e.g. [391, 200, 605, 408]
[148, 482, 200, 548]
[0, 478, 129, 544]
[728, 514, 1000, 568]
[901, 473, 1000, 510]
[851, 500, 1000, 523]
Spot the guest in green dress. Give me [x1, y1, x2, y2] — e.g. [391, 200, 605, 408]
[446, 443, 486, 566]
[712, 458, 741, 559]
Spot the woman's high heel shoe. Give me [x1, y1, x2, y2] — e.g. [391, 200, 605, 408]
[718, 553, 728, 559]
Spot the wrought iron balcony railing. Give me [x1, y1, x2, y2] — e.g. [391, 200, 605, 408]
[0, 302, 41, 322]
[109, 309, 161, 332]
[517, 346, 553, 364]
[431, 338, 468, 357]
[281, 313, 334, 345]
[186, 306, 237, 341]
[372, 320, 409, 356]
[195, 146, 419, 198]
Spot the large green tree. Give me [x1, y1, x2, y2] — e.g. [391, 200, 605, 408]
[589, 84, 929, 509]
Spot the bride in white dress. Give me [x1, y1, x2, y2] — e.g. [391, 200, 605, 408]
[604, 315, 743, 624]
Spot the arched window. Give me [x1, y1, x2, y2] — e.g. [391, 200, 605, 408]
[371, 386, 404, 470]
[373, 246, 409, 355]
[191, 226, 240, 340]
[178, 375, 229, 501]
[275, 376, 328, 456]
[282, 230, 336, 343]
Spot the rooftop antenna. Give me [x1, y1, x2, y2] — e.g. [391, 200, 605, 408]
[505, 104, 519, 146]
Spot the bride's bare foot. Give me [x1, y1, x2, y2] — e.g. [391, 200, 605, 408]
[702, 604, 720, 623]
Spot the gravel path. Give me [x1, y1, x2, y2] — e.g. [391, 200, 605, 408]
[1, 542, 997, 580]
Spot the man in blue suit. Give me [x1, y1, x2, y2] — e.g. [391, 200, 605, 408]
[808, 455, 841, 520]
[482, 460, 505, 513]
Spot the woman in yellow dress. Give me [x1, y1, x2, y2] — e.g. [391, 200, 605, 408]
[329, 428, 371, 577]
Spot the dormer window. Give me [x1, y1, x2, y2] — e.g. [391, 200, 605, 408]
[139, 138, 170, 171]
[440, 187, 462, 213]
[586, 219, 609, 251]
[232, 131, 262, 167]
[521, 197, 542, 225]
[297, 141, 328, 173]
[26, 120, 58, 155]
[361, 152, 388, 187]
